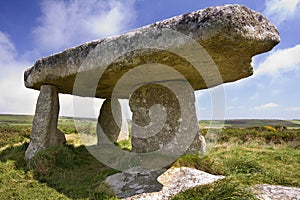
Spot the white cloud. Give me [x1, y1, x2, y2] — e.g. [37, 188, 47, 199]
[255, 44, 300, 76]
[254, 102, 279, 110]
[264, 0, 300, 25]
[0, 31, 38, 114]
[33, 0, 136, 53]
[286, 106, 300, 112]
[0, 32, 16, 64]
[0, 0, 138, 116]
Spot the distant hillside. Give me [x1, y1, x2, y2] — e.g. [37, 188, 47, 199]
[199, 119, 300, 129]
[225, 119, 300, 128]
[1, 114, 300, 129]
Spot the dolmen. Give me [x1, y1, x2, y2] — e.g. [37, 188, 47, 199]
[24, 4, 279, 198]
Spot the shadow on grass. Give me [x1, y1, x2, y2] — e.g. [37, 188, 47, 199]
[0, 143, 119, 199]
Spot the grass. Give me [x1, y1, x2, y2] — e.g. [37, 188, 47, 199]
[0, 114, 299, 199]
[171, 128, 300, 199]
[0, 115, 118, 199]
[0, 143, 119, 199]
[171, 177, 257, 200]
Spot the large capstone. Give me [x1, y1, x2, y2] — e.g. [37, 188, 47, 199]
[25, 85, 66, 160]
[24, 4, 280, 99]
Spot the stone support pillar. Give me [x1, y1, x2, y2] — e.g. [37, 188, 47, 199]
[129, 83, 206, 155]
[25, 85, 66, 160]
[97, 98, 124, 145]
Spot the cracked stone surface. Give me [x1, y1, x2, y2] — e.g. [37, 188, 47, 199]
[105, 167, 167, 198]
[97, 98, 122, 144]
[129, 82, 205, 156]
[24, 4, 279, 99]
[25, 85, 66, 160]
[105, 167, 225, 200]
[252, 184, 300, 200]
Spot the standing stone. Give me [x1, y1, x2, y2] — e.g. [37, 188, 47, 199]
[25, 85, 66, 160]
[129, 83, 205, 155]
[129, 84, 180, 153]
[97, 98, 122, 144]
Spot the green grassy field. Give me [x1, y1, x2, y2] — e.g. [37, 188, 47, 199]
[0, 114, 299, 199]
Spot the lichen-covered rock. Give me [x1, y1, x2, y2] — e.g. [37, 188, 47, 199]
[25, 85, 66, 160]
[107, 167, 225, 200]
[24, 4, 279, 99]
[105, 167, 166, 198]
[97, 98, 122, 144]
[129, 84, 181, 153]
[129, 82, 205, 156]
[252, 184, 300, 200]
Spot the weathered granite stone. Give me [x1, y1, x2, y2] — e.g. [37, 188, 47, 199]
[105, 166, 166, 198]
[106, 167, 225, 199]
[97, 98, 122, 144]
[252, 184, 300, 200]
[129, 82, 205, 155]
[25, 85, 66, 160]
[129, 84, 180, 153]
[24, 4, 280, 99]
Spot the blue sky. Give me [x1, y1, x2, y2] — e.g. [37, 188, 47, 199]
[0, 0, 300, 119]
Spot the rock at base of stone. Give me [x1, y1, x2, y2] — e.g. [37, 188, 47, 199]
[105, 167, 166, 198]
[25, 85, 66, 160]
[107, 167, 225, 200]
[252, 184, 300, 200]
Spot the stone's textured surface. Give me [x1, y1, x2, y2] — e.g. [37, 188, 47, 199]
[24, 4, 280, 99]
[129, 83, 205, 155]
[129, 84, 180, 153]
[25, 85, 66, 160]
[105, 167, 166, 198]
[252, 184, 300, 200]
[109, 167, 225, 200]
[97, 98, 122, 144]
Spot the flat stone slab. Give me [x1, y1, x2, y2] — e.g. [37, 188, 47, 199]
[252, 184, 300, 200]
[106, 167, 225, 200]
[24, 4, 279, 99]
[105, 167, 167, 198]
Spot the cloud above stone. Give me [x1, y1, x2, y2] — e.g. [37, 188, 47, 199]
[0, 31, 38, 114]
[33, 0, 136, 53]
[264, 0, 300, 25]
[254, 102, 279, 110]
[0, 32, 17, 65]
[255, 44, 300, 76]
[0, 0, 138, 116]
